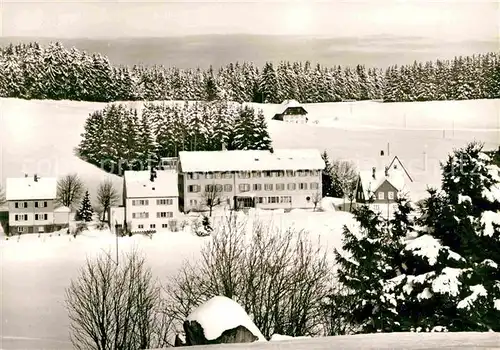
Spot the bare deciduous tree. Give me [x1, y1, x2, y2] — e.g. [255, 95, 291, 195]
[65, 249, 174, 350]
[57, 173, 84, 209]
[164, 213, 333, 339]
[312, 191, 322, 211]
[201, 183, 223, 217]
[97, 179, 119, 222]
[331, 159, 358, 210]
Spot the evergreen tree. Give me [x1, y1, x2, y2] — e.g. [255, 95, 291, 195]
[384, 142, 500, 332]
[334, 204, 395, 333]
[250, 109, 273, 151]
[77, 191, 94, 222]
[321, 151, 335, 197]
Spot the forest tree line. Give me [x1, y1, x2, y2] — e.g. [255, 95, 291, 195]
[77, 100, 272, 176]
[1, 41, 499, 104]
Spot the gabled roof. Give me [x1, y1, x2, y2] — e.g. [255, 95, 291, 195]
[275, 99, 308, 115]
[124, 170, 178, 198]
[358, 168, 407, 199]
[6, 176, 57, 201]
[179, 149, 325, 173]
[387, 156, 413, 182]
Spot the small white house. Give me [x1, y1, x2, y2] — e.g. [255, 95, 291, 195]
[54, 206, 71, 227]
[6, 174, 59, 234]
[272, 100, 308, 124]
[123, 170, 180, 233]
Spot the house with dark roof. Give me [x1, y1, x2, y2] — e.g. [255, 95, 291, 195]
[272, 100, 308, 124]
[355, 166, 408, 218]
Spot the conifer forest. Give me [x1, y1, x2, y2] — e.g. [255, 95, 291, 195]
[1, 41, 499, 104]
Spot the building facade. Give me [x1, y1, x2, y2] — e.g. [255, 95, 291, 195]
[6, 175, 58, 234]
[356, 167, 407, 219]
[272, 100, 309, 124]
[123, 170, 180, 232]
[178, 149, 324, 212]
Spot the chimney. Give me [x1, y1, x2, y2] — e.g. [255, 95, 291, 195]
[34, 174, 38, 182]
[372, 167, 376, 179]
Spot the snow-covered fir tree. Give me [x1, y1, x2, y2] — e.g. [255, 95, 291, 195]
[77, 191, 94, 222]
[333, 201, 405, 333]
[383, 142, 500, 332]
[0, 41, 498, 103]
[321, 151, 335, 197]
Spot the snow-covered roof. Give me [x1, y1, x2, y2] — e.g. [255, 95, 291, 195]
[54, 206, 71, 213]
[358, 168, 407, 199]
[124, 170, 178, 198]
[179, 149, 325, 173]
[5, 176, 57, 201]
[275, 99, 307, 115]
[187, 296, 266, 342]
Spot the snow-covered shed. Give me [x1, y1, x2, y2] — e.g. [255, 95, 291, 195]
[272, 99, 308, 123]
[54, 206, 71, 226]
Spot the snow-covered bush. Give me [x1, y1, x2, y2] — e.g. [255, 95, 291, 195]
[164, 213, 332, 339]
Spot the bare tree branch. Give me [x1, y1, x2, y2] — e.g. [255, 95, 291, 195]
[97, 180, 119, 222]
[200, 182, 224, 217]
[164, 214, 333, 339]
[331, 159, 358, 210]
[65, 249, 174, 350]
[57, 173, 84, 209]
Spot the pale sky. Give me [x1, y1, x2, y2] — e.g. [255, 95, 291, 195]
[1, 0, 499, 40]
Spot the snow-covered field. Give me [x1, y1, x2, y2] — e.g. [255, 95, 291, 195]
[1, 97, 499, 349]
[0, 209, 354, 349]
[167, 332, 500, 349]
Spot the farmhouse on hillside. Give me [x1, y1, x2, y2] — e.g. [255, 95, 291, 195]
[122, 170, 180, 233]
[177, 148, 324, 212]
[355, 166, 408, 218]
[272, 99, 309, 123]
[6, 174, 69, 234]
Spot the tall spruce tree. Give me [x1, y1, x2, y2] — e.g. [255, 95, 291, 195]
[383, 142, 500, 332]
[334, 203, 399, 333]
[77, 191, 94, 222]
[321, 151, 335, 197]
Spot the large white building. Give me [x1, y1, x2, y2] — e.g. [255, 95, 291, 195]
[6, 174, 64, 234]
[123, 170, 180, 232]
[177, 149, 325, 212]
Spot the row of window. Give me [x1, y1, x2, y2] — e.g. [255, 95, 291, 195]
[187, 169, 320, 180]
[256, 196, 292, 204]
[14, 201, 49, 209]
[131, 199, 174, 206]
[358, 191, 396, 200]
[14, 213, 48, 221]
[131, 212, 174, 219]
[188, 182, 320, 193]
[136, 223, 169, 229]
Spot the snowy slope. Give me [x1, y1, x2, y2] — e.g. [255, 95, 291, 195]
[1, 97, 499, 349]
[163, 332, 500, 349]
[2, 98, 498, 203]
